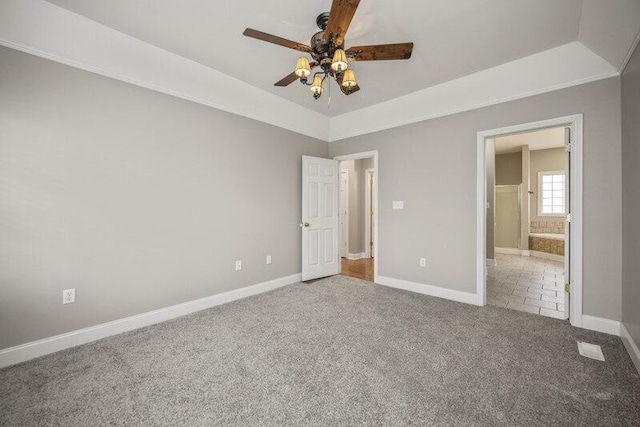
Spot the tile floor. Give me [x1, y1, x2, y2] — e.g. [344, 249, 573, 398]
[487, 253, 566, 319]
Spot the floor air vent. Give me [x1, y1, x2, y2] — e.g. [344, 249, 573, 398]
[577, 342, 605, 361]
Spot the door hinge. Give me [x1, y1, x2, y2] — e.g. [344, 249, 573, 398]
[566, 213, 571, 223]
[565, 283, 570, 293]
[565, 143, 572, 153]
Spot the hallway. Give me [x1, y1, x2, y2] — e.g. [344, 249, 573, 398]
[341, 258, 374, 282]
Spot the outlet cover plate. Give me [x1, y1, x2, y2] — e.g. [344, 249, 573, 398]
[63, 288, 76, 304]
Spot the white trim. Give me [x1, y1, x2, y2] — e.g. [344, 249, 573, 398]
[486, 259, 496, 267]
[0, 273, 301, 368]
[0, 0, 329, 141]
[377, 276, 478, 306]
[620, 324, 640, 374]
[334, 151, 379, 283]
[330, 43, 616, 141]
[619, 27, 640, 74]
[495, 247, 523, 255]
[346, 252, 366, 260]
[339, 168, 349, 258]
[581, 315, 621, 336]
[0, 1, 619, 144]
[364, 168, 375, 259]
[477, 115, 584, 328]
[529, 250, 564, 263]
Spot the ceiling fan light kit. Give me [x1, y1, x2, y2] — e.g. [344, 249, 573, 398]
[243, 0, 414, 100]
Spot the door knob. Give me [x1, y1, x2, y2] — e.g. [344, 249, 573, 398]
[300, 222, 310, 228]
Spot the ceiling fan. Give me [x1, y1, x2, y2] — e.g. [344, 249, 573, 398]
[243, 0, 414, 100]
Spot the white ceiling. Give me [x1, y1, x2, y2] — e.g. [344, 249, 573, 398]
[495, 127, 565, 154]
[42, 0, 640, 117]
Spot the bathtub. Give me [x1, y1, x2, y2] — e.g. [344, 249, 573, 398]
[529, 232, 564, 256]
[529, 232, 565, 240]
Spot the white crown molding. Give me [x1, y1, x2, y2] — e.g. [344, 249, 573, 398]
[619, 27, 640, 74]
[0, 1, 622, 144]
[0, 273, 302, 368]
[0, 0, 330, 141]
[329, 42, 618, 142]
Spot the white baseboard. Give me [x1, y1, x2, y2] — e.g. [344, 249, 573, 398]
[581, 315, 621, 336]
[346, 252, 366, 260]
[620, 323, 640, 374]
[376, 275, 478, 306]
[0, 273, 301, 369]
[529, 250, 564, 262]
[486, 259, 496, 266]
[495, 247, 522, 255]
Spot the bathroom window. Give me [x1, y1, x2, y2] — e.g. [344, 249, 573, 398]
[539, 171, 565, 216]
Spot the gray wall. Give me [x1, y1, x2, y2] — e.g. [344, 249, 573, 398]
[0, 47, 328, 350]
[495, 152, 522, 185]
[622, 44, 640, 350]
[341, 158, 374, 254]
[530, 148, 565, 223]
[329, 77, 622, 321]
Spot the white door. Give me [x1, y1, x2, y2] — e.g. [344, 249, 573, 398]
[339, 169, 349, 258]
[564, 127, 571, 320]
[301, 156, 340, 281]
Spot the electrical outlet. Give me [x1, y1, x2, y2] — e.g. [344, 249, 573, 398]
[419, 258, 426, 267]
[62, 288, 76, 304]
[266, 255, 272, 265]
[235, 260, 242, 271]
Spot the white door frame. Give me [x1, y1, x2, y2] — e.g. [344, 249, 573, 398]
[339, 168, 349, 258]
[334, 151, 379, 282]
[364, 168, 375, 258]
[476, 115, 583, 327]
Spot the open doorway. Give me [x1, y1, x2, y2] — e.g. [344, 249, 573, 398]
[477, 115, 583, 327]
[335, 151, 378, 282]
[489, 126, 568, 318]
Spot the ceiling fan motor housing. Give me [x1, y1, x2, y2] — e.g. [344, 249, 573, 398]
[311, 31, 343, 62]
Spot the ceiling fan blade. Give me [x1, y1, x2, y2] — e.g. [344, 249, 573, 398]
[243, 28, 312, 53]
[274, 62, 319, 87]
[274, 72, 300, 87]
[346, 43, 414, 61]
[324, 0, 361, 46]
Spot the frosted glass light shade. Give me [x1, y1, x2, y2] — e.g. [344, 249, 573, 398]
[310, 75, 323, 95]
[294, 57, 311, 78]
[331, 49, 348, 72]
[341, 69, 357, 88]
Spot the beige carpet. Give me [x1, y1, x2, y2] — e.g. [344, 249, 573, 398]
[1, 275, 639, 425]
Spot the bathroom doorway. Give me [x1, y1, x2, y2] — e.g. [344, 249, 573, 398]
[477, 115, 583, 326]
